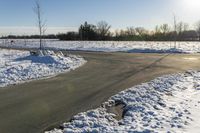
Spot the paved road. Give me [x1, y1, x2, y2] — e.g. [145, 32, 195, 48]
[0, 51, 200, 133]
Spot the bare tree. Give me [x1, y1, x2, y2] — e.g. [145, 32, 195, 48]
[33, 0, 46, 50]
[160, 24, 170, 34]
[177, 22, 188, 34]
[126, 27, 136, 36]
[195, 21, 200, 41]
[135, 27, 147, 36]
[177, 22, 189, 41]
[173, 15, 177, 48]
[96, 21, 111, 40]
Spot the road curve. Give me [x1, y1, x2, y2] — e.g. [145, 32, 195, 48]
[0, 51, 200, 133]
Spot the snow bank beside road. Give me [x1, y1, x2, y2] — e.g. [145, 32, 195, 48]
[0, 49, 86, 87]
[1, 39, 200, 53]
[46, 71, 200, 133]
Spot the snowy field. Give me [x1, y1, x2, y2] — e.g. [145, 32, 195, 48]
[1, 39, 200, 53]
[0, 48, 86, 87]
[46, 71, 200, 133]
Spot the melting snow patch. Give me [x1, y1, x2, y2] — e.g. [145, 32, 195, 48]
[46, 71, 200, 133]
[0, 49, 86, 87]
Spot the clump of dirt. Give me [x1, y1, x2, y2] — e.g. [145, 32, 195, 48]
[106, 100, 126, 121]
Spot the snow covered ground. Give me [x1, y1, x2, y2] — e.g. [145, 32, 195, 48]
[0, 48, 86, 87]
[46, 71, 200, 133]
[1, 39, 200, 53]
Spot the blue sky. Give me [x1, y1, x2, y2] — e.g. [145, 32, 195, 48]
[0, 0, 200, 35]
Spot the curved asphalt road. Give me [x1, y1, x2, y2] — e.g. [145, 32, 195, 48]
[0, 51, 200, 133]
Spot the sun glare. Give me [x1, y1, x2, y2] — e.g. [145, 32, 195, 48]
[183, 0, 200, 9]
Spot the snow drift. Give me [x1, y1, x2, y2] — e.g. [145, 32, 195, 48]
[46, 71, 200, 133]
[0, 49, 86, 87]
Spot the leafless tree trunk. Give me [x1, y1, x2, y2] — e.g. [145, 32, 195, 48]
[195, 21, 200, 41]
[33, 0, 46, 50]
[173, 15, 177, 48]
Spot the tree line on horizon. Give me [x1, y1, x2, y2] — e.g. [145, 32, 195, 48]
[2, 20, 200, 41]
